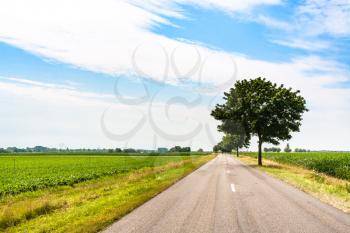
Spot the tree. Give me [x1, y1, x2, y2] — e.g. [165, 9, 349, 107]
[212, 77, 308, 166]
[284, 143, 292, 152]
[169, 146, 182, 152]
[264, 147, 281, 152]
[123, 148, 136, 153]
[213, 145, 220, 153]
[216, 136, 233, 153]
[0, 148, 7, 153]
[295, 148, 308, 152]
[218, 120, 249, 157]
[115, 148, 122, 152]
[169, 146, 191, 152]
[226, 134, 246, 157]
[197, 148, 204, 152]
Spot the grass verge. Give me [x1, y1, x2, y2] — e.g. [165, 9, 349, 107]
[0, 155, 214, 232]
[237, 155, 350, 213]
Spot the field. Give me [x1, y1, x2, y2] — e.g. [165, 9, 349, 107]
[0, 153, 214, 232]
[0, 152, 209, 196]
[241, 152, 350, 180]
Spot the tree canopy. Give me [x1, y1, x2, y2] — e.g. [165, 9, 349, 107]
[213, 133, 246, 155]
[212, 77, 308, 165]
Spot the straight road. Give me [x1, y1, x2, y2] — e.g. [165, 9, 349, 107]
[103, 154, 350, 233]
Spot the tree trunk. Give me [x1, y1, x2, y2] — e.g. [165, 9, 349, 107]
[258, 140, 263, 166]
[236, 147, 239, 157]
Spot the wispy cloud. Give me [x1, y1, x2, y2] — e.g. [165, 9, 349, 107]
[257, 15, 292, 30]
[0, 76, 77, 90]
[297, 0, 350, 37]
[271, 39, 331, 51]
[130, 0, 282, 16]
[254, 1, 350, 52]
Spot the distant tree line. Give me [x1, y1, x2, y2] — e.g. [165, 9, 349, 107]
[169, 146, 191, 152]
[294, 148, 310, 152]
[0, 146, 195, 154]
[284, 143, 292, 153]
[262, 144, 310, 153]
[264, 147, 281, 152]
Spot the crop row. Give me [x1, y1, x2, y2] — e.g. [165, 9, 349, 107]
[0, 155, 201, 196]
[241, 152, 350, 180]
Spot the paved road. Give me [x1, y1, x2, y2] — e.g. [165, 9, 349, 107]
[103, 154, 350, 233]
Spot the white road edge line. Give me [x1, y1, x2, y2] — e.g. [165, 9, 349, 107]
[230, 184, 236, 192]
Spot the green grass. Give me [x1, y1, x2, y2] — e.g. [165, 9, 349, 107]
[0, 153, 209, 196]
[241, 152, 350, 180]
[0, 154, 214, 232]
[237, 155, 350, 213]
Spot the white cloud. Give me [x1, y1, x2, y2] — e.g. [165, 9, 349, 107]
[0, 75, 77, 90]
[297, 0, 350, 37]
[258, 0, 350, 38]
[0, 78, 220, 150]
[257, 15, 292, 30]
[1, 56, 350, 151]
[271, 39, 331, 51]
[253, 1, 350, 51]
[0, 0, 349, 150]
[0, 0, 283, 85]
[130, 0, 281, 16]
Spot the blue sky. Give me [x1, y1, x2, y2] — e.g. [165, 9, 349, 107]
[0, 0, 349, 150]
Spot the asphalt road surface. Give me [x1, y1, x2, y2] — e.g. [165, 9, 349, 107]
[103, 154, 350, 233]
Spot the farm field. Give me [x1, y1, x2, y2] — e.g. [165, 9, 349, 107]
[0, 152, 209, 196]
[0, 153, 214, 232]
[241, 152, 350, 180]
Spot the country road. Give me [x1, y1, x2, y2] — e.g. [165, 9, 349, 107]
[103, 154, 350, 233]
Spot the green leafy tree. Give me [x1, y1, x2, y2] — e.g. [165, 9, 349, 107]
[169, 146, 191, 152]
[213, 144, 220, 153]
[225, 133, 246, 157]
[115, 148, 122, 152]
[212, 77, 308, 166]
[218, 119, 250, 155]
[213, 134, 245, 155]
[215, 136, 233, 153]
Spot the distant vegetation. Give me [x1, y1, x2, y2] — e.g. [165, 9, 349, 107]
[0, 146, 198, 154]
[284, 143, 292, 152]
[169, 146, 191, 152]
[294, 148, 310, 152]
[264, 147, 281, 152]
[241, 152, 350, 180]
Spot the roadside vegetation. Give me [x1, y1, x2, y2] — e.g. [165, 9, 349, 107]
[237, 153, 350, 213]
[0, 154, 214, 232]
[241, 152, 350, 180]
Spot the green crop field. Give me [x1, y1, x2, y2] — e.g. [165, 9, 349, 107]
[241, 152, 350, 180]
[0, 153, 207, 196]
[0, 153, 214, 232]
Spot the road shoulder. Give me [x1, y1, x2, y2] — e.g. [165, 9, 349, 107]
[237, 155, 350, 213]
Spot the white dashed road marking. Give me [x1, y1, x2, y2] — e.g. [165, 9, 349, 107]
[230, 184, 236, 192]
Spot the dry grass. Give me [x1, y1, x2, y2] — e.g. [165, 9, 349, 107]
[238, 155, 350, 213]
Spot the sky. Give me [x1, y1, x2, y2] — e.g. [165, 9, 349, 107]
[0, 0, 349, 151]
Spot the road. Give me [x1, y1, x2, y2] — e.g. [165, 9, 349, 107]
[103, 154, 350, 233]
